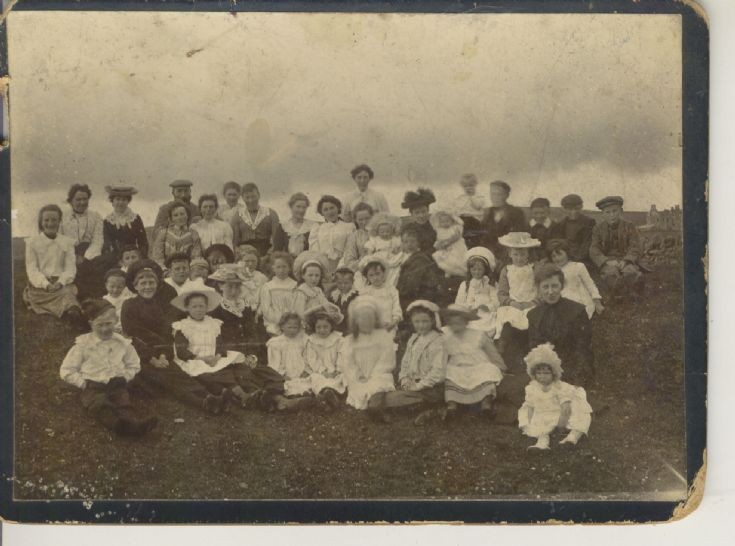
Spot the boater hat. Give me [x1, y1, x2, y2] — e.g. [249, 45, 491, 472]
[171, 279, 222, 312]
[441, 304, 480, 322]
[208, 263, 248, 284]
[406, 299, 442, 328]
[104, 185, 138, 198]
[125, 259, 163, 292]
[595, 196, 624, 210]
[465, 246, 497, 272]
[498, 232, 541, 249]
[524, 343, 564, 379]
[292, 250, 330, 282]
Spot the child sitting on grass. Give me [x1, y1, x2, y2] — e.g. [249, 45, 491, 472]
[260, 251, 298, 335]
[358, 256, 402, 335]
[454, 247, 500, 335]
[547, 239, 604, 318]
[363, 212, 404, 286]
[304, 303, 346, 412]
[119, 244, 142, 273]
[431, 210, 468, 278]
[291, 251, 330, 321]
[265, 313, 316, 410]
[102, 268, 134, 333]
[518, 343, 592, 450]
[61, 299, 158, 436]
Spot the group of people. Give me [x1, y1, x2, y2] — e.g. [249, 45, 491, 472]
[24, 165, 650, 450]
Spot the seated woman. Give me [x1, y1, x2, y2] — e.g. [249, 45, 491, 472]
[308, 195, 356, 280]
[152, 200, 203, 272]
[101, 185, 149, 259]
[23, 204, 84, 327]
[191, 194, 235, 253]
[281, 192, 316, 257]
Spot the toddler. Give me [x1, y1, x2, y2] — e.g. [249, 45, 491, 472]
[328, 266, 359, 334]
[358, 257, 402, 334]
[363, 212, 404, 286]
[102, 268, 134, 333]
[431, 210, 468, 277]
[451, 173, 486, 220]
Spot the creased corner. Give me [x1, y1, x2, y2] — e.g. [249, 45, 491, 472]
[1, 0, 19, 24]
[670, 449, 706, 522]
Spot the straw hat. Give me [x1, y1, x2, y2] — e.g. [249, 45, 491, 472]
[466, 246, 497, 272]
[498, 232, 541, 249]
[406, 299, 442, 328]
[292, 250, 330, 282]
[304, 301, 344, 326]
[208, 263, 248, 284]
[440, 304, 480, 322]
[104, 185, 138, 198]
[171, 279, 222, 312]
[524, 343, 564, 379]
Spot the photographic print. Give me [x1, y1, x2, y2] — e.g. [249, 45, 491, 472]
[0, 0, 707, 524]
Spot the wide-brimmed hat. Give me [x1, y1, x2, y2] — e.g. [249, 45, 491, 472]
[401, 188, 436, 210]
[465, 246, 497, 272]
[498, 232, 541, 249]
[358, 254, 390, 276]
[524, 343, 564, 379]
[367, 212, 401, 237]
[292, 250, 330, 282]
[441, 304, 479, 322]
[208, 263, 248, 284]
[406, 299, 442, 328]
[125, 259, 163, 292]
[304, 301, 344, 326]
[104, 185, 138, 198]
[204, 244, 235, 263]
[171, 279, 222, 312]
[595, 195, 624, 210]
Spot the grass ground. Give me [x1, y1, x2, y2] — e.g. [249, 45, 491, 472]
[12, 255, 687, 501]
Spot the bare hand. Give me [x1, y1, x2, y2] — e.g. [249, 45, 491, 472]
[150, 356, 168, 369]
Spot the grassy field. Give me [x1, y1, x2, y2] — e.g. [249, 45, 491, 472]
[12, 253, 687, 501]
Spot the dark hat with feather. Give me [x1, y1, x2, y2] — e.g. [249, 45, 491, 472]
[401, 187, 436, 210]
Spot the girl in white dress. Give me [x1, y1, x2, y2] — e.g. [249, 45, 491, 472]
[430, 210, 468, 277]
[441, 304, 506, 419]
[547, 239, 604, 318]
[357, 256, 402, 335]
[362, 212, 404, 286]
[236, 246, 268, 311]
[338, 296, 397, 418]
[266, 312, 312, 398]
[495, 232, 541, 339]
[455, 247, 500, 335]
[518, 343, 592, 450]
[291, 251, 330, 321]
[260, 252, 298, 335]
[303, 303, 346, 410]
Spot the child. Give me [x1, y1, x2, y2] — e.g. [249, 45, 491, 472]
[189, 257, 211, 282]
[236, 245, 268, 311]
[61, 299, 158, 436]
[549, 194, 595, 264]
[547, 239, 604, 318]
[291, 251, 330, 320]
[119, 244, 142, 273]
[455, 247, 500, 335]
[265, 313, 316, 409]
[102, 268, 134, 333]
[303, 303, 346, 411]
[260, 251, 298, 335]
[165, 252, 194, 294]
[363, 212, 404, 286]
[431, 210, 468, 277]
[451, 173, 486, 221]
[441, 304, 506, 419]
[338, 296, 396, 419]
[328, 266, 359, 334]
[518, 343, 592, 450]
[204, 243, 235, 272]
[358, 257, 402, 334]
[495, 232, 541, 339]
[528, 197, 554, 251]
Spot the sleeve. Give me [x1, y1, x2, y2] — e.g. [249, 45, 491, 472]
[151, 230, 167, 268]
[417, 338, 448, 389]
[58, 239, 78, 286]
[84, 214, 104, 260]
[215, 333, 226, 356]
[230, 215, 243, 248]
[189, 230, 202, 259]
[577, 263, 601, 300]
[455, 281, 468, 305]
[481, 333, 506, 370]
[496, 267, 511, 306]
[25, 239, 49, 289]
[173, 329, 197, 361]
[121, 301, 168, 361]
[397, 339, 413, 382]
[259, 283, 273, 321]
[337, 340, 357, 382]
[59, 343, 87, 389]
[623, 224, 642, 264]
[341, 197, 353, 223]
[267, 338, 284, 375]
[303, 339, 318, 374]
[222, 221, 235, 251]
[122, 342, 142, 382]
[578, 219, 594, 261]
[135, 216, 150, 258]
[102, 220, 114, 256]
[572, 307, 595, 370]
[292, 289, 307, 318]
[588, 224, 608, 268]
[391, 288, 403, 323]
[556, 381, 576, 404]
[339, 232, 359, 270]
[269, 210, 281, 250]
[153, 205, 169, 239]
[512, 207, 529, 232]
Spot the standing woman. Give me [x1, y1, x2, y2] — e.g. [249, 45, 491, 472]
[23, 204, 84, 325]
[308, 195, 355, 278]
[341, 164, 390, 223]
[281, 192, 316, 257]
[218, 181, 246, 224]
[338, 202, 374, 274]
[152, 200, 203, 271]
[191, 194, 234, 253]
[102, 185, 149, 258]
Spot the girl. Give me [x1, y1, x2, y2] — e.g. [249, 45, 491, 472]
[102, 268, 134, 333]
[494, 232, 541, 339]
[308, 195, 356, 278]
[338, 296, 396, 418]
[547, 239, 604, 318]
[518, 343, 592, 450]
[266, 313, 314, 400]
[236, 245, 269, 311]
[303, 303, 346, 410]
[431, 210, 468, 277]
[260, 251, 298, 335]
[151, 201, 203, 271]
[363, 212, 404, 286]
[191, 194, 235, 252]
[218, 181, 246, 224]
[442, 304, 506, 419]
[455, 247, 500, 335]
[357, 257, 402, 334]
[291, 251, 330, 320]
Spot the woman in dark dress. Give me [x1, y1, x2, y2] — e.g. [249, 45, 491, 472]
[400, 188, 437, 253]
[102, 185, 149, 259]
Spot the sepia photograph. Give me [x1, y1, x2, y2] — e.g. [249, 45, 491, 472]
[0, 0, 707, 524]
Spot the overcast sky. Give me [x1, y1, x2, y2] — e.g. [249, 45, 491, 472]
[8, 11, 681, 236]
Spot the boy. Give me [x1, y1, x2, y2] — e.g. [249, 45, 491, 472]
[60, 299, 158, 436]
[528, 197, 554, 252]
[102, 268, 134, 333]
[328, 267, 359, 334]
[589, 196, 646, 299]
[165, 252, 193, 295]
[119, 244, 142, 273]
[549, 194, 596, 264]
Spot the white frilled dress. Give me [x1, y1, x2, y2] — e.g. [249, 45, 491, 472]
[495, 264, 537, 338]
[304, 331, 346, 394]
[363, 236, 405, 286]
[455, 276, 500, 335]
[172, 316, 245, 377]
[443, 328, 504, 405]
[292, 284, 329, 320]
[339, 329, 396, 410]
[260, 277, 298, 335]
[518, 380, 592, 438]
[266, 332, 311, 396]
[560, 261, 602, 318]
[432, 224, 468, 277]
[240, 269, 268, 311]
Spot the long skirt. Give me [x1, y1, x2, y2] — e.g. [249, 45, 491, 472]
[23, 283, 79, 318]
[445, 380, 497, 405]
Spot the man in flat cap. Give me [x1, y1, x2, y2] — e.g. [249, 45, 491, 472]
[589, 196, 647, 300]
[478, 180, 528, 257]
[550, 193, 597, 264]
[153, 180, 202, 239]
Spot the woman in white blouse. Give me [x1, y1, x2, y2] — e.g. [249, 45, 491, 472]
[191, 194, 234, 252]
[308, 195, 355, 279]
[281, 192, 316, 257]
[23, 204, 83, 324]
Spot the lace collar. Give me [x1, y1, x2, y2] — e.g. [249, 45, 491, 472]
[105, 208, 138, 228]
[221, 298, 247, 318]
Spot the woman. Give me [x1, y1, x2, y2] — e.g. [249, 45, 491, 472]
[218, 181, 246, 224]
[308, 195, 355, 278]
[280, 192, 316, 257]
[400, 188, 437, 253]
[191, 194, 234, 252]
[23, 204, 83, 325]
[479, 180, 528, 256]
[341, 164, 390, 222]
[338, 202, 374, 274]
[152, 200, 203, 271]
[101, 185, 149, 259]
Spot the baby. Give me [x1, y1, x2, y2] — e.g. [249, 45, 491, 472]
[363, 212, 404, 286]
[431, 210, 468, 277]
[451, 173, 486, 220]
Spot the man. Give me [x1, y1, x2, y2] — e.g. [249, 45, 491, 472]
[400, 187, 437, 254]
[230, 182, 284, 256]
[341, 164, 390, 222]
[549, 193, 596, 264]
[153, 180, 201, 238]
[479, 180, 528, 256]
[589, 195, 646, 300]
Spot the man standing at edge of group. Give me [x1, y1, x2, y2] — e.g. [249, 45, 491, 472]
[479, 180, 528, 257]
[153, 180, 201, 239]
[230, 182, 284, 256]
[341, 164, 390, 223]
